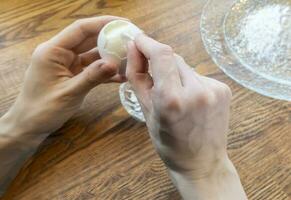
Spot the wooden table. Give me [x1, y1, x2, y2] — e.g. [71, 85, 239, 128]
[0, 0, 290, 199]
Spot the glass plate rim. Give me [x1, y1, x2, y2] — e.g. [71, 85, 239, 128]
[200, 0, 291, 102]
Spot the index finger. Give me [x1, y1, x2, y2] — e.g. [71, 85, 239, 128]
[49, 16, 127, 50]
[134, 34, 181, 88]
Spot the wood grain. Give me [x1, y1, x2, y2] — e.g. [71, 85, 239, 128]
[0, 0, 290, 199]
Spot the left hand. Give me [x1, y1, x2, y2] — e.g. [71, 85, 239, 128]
[2, 16, 127, 137]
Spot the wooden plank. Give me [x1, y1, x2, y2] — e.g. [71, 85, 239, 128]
[0, 0, 290, 199]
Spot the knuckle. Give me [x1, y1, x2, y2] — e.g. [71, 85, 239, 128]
[155, 44, 174, 57]
[32, 42, 51, 61]
[163, 95, 181, 111]
[33, 43, 48, 56]
[87, 63, 116, 85]
[72, 19, 84, 27]
[194, 90, 213, 107]
[213, 83, 232, 100]
[154, 88, 181, 112]
[85, 67, 97, 85]
[155, 93, 183, 124]
[32, 43, 73, 66]
[102, 64, 117, 76]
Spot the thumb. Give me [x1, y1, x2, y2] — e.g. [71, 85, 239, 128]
[68, 59, 118, 93]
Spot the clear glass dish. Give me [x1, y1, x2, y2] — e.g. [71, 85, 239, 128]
[120, 0, 290, 121]
[200, 0, 291, 101]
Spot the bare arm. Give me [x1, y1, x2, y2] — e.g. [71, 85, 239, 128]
[0, 111, 49, 195]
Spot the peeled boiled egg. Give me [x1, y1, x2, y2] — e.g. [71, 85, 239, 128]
[97, 20, 143, 74]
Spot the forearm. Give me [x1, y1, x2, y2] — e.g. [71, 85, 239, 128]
[168, 157, 247, 200]
[0, 111, 47, 196]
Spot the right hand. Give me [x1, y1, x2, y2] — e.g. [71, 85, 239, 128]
[126, 34, 233, 178]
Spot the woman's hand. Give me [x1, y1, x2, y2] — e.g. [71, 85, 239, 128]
[2, 16, 127, 137]
[126, 34, 247, 200]
[127, 34, 232, 176]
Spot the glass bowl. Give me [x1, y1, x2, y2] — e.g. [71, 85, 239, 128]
[200, 0, 291, 101]
[119, 82, 145, 122]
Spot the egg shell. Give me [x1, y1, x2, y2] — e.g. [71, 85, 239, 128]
[97, 20, 143, 74]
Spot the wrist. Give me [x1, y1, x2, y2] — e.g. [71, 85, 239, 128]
[169, 154, 233, 182]
[168, 156, 247, 200]
[0, 110, 48, 149]
[0, 107, 48, 196]
[0, 103, 48, 140]
[0, 110, 28, 137]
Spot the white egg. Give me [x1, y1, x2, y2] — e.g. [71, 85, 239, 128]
[97, 20, 143, 74]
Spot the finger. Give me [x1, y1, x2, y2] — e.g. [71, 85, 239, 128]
[105, 74, 127, 83]
[135, 34, 181, 89]
[174, 54, 201, 87]
[126, 41, 153, 110]
[49, 16, 128, 50]
[134, 34, 160, 59]
[79, 47, 100, 66]
[68, 60, 118, 93]
[69, 48, 101, 75]
[72, 35, 98, 54]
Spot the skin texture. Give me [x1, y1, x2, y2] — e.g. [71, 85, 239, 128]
[0, 16, 127, 195]
[0, 16, 247, 199]
[126, 35, 248, 200]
